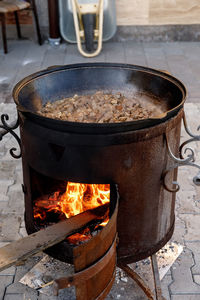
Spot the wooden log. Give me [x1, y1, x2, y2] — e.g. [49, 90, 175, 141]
[0, 203, 109, 273]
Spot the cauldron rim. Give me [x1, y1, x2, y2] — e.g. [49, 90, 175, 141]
[13, 63, 186, 134]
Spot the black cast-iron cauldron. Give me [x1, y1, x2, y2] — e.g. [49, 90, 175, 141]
[12, 63, 186, 263]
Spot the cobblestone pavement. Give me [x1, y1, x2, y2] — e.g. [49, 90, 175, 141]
[1, 38, 200, 299]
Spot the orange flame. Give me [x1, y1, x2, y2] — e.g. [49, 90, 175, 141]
[34, 182, 110, 244]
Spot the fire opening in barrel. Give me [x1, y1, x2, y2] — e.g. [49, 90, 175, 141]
[33, 182, 110, 244]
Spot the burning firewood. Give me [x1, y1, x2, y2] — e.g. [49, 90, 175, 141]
[0, 203, 109, 273]
[33, 182, 110, 245]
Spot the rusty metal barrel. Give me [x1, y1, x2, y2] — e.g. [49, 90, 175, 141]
[12, 63, 186, 264]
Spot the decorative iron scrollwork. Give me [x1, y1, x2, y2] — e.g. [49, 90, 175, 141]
[163, 112, 200, 192]
[0, 114, 21, 159]
[180, 114, 200, 158]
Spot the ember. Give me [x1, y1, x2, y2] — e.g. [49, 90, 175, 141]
[34, 182, 110, 244]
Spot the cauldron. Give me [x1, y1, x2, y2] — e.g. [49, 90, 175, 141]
[13, 63, 186, 263]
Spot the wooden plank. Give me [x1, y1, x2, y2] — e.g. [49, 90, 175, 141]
[0, 203, 109, 273]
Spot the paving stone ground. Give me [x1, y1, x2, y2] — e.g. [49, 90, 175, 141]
[1, 31, 200, 299]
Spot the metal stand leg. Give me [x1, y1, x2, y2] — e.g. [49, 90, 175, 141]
[118, 255, 167, 300]
[118, 263, 154, 300]
[151, 254, 166, 300]
[31, 0, 42, 45]
[0, 13, 7, 54]
[14, 11, 22, 39]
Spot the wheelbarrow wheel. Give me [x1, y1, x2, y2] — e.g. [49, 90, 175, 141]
[82, 14, 96, 52]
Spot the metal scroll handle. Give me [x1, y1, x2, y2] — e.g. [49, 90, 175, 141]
[163, 112, 200, 192]
[0, 114, 21, 159]
[0, 65, 58, 159]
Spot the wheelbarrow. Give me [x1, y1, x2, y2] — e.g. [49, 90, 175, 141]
[59, 0, 116, 57]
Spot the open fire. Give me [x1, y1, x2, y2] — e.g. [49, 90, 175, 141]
[33, 182, 110, 244]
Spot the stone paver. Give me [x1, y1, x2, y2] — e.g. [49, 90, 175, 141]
[0, 162, 16, 182]
[176, 190, 200, 214]
[5, 282, 38, 298]
[171, 296, 200, 300]
[124, 42, 147, 65]
[170, 215, 186, 245]
[1, 38, 200, 299]
[0, 214, 22, 242]
[180, 214, 200, 242]
[193, 274, 200, 286]
[4, 294, 35, 300]
[169, 248, 200, 295]
[144, 42, 169, 70]
[186, 242, 200, 274]
[0, 276, 13, 300]
[161, 274, 172, 300]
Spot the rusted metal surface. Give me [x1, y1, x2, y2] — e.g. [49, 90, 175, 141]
[20, 108, 183, 263]
[53, 237, 117, 298]
[116, 109, 183, 263]
[13, 64, 186, 264]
